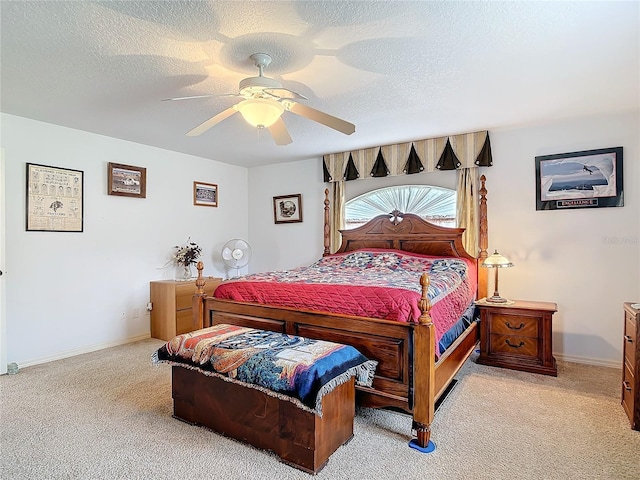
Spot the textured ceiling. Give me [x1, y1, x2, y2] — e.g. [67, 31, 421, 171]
[1, 1, 638, 168]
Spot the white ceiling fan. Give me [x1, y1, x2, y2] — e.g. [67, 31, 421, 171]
[164, 53, 356, 146]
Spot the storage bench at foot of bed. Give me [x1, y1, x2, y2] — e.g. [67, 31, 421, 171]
[172, 366, 355, 474]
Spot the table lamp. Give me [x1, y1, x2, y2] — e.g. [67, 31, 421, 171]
[482, 250, 514, 303]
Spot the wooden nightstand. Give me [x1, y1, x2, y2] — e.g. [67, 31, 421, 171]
[622, 302, 640, 430]
[150, 277, 222, 341]
[476, 299, 557, 376]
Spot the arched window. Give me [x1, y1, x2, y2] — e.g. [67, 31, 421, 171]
[345, 185, 456, 229]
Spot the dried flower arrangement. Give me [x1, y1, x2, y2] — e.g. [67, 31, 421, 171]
[173, 238, 202, 267]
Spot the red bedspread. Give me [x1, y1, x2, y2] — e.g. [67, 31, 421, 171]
[214, 249, 477, 351]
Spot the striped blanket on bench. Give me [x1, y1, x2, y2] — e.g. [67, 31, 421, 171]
[152, 324, 377, 415]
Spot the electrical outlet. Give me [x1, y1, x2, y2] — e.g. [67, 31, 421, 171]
[131, 308, 139, 319]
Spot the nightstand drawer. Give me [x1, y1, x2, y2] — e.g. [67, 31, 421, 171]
[176, 309, 198, 335]
[626, 309, 637, 326]
[490, 334, 538, 357]
[622, 362, 636, 422]
[175, 280, 220, 310]
[491, 314, 538, 337]
[176, 282, 199, 310]
[624, 317, 636, 371]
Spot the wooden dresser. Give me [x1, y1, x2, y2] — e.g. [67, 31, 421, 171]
[477, 299, 557, 376]
[150, 278, 222, 341]
[622, 302, 640, 430]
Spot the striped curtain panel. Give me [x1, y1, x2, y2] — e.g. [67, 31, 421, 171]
[456, 168, 480, 257]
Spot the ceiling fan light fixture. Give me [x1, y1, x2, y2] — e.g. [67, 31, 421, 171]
[173, 52, 354, 141]
[235, 98, 284, 128]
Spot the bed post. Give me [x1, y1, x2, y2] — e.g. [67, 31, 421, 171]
[192, 261, 206, 329]
[323, 188, 331, 256]
[477, 175, 489, 300]
[410, 272, 436, 451]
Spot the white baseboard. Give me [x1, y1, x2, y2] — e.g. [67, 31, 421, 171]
[14, 333, 151, 370]
[555, 352, 621, 369]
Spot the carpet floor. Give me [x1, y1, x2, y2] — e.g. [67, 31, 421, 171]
[1, 338, 639, 479]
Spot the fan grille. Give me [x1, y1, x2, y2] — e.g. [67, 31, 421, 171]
[221, 239, 251, 270]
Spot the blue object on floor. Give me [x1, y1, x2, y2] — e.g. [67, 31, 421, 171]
[408, 439, 436, 453]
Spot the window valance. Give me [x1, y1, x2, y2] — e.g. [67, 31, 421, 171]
[323, 130, 492, 182]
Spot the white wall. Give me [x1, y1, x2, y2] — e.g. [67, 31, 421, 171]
[248, 111, 639, 366]
[488, 111, 639, 366]
[248, 158, 326, 273]
[2, 114, 248, 366]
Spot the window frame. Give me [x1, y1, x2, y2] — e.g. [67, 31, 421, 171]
[344, 184, 457, 229]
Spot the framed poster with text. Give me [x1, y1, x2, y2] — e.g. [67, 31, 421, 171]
[535, 147, 623, 211]
[26, 163, 84, 232]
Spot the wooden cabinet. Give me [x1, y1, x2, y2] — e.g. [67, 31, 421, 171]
[477, 300, 557, 376]
[622, 302, 640, 430]
[150, 278, 222, 341]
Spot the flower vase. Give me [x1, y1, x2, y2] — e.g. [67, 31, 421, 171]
[179, 264, 192, 281]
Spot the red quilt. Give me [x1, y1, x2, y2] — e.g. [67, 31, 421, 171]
[214, 249, 477, 352]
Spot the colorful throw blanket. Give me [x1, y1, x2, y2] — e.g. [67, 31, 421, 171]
[152, 324, 377, 416]
[214, 249, 477, 354]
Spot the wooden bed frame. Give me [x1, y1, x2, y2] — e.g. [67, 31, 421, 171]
[192, 175, 489, 449]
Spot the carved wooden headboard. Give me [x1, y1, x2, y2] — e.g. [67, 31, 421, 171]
[336, 211, 475, 261]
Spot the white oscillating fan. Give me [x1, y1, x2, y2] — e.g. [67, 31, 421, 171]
[221, 238, 252, 278]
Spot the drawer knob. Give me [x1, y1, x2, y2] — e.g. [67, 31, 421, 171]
[623, 381, 632, 392]
[505, 340, 525, 348]
[624, 335, 633, 343]
[506, 322, 525, 330]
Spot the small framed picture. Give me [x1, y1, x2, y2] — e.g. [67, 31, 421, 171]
[108, 162, 146, 198]
[273, 194, 302, 224]
[535, 147, 623, 211]
[194, 181, 218, 207]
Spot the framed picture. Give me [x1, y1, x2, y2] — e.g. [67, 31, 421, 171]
[193, 181, 218, 207]
[108, 162, 146, 198]
[535, 147, 623, 211]
[26, 163, 84, 232]
[273, 194, 303, 224]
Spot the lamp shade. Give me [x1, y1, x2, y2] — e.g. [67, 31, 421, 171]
[482, 250, 513, 268]
[235, 98, 284, 128]
[482, 250, 513, 303]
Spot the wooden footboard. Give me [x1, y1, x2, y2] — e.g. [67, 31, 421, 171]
[193, 274, 479, 448]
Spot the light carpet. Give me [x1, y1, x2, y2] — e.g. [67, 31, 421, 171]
[1, 338, 638, 479]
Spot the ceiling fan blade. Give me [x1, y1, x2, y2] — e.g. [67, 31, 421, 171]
[268, 117, 293, 146]
[263, 87, 307, 100]
[186, 106, 238, 136]
[163, 93, 241, 102]
[163, 94, 218, 101]
[285, 101, 355, 135]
